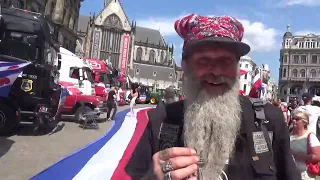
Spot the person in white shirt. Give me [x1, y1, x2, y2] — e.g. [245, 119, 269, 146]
[296, 93, 320, 136]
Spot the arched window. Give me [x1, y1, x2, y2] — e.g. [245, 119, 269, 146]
[136, 47, 142, 61]
[160, 51, 164, 63]
[104, 13, 123, 29]
[300, 69, 306, 77]
[311, 69, 317, 77]
[149, 49, 155, 63]
[292, 69, 298, 77]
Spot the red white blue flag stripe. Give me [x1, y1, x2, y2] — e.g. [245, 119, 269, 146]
[0, 60, 30, 97]
[249, 73, 264, 98]
[31, 107, 153, 180]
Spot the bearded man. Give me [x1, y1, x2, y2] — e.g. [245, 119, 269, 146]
[125, 14, 300, 180]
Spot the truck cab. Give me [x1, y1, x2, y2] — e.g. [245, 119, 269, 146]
[58, 48, 93, 95]
[0, 6, 61, 134]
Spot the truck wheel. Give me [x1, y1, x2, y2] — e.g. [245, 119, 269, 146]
[0, 105, 18, 135]
[150, 97, 157, 105]
[75, 106, 92, 123]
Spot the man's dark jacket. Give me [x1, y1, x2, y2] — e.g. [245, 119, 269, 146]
[125, 96, 301, 180]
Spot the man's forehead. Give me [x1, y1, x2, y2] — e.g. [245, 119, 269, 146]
[191, 47, 237, 58]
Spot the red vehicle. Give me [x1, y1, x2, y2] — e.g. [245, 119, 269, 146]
[58, 82, 108, 122]
[84, 58, 126, 106]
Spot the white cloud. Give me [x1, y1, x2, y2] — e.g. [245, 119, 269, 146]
[136, 15, 278, 53]
[278, 0, 320, 6]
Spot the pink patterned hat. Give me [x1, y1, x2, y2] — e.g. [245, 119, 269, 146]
[174, 14, 250, 58]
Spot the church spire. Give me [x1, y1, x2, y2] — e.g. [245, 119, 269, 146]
[104, 0, 112, 7]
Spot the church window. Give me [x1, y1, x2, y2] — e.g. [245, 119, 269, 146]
[104, 14, 123, 29]
[136, 47, 142, 61]
[160, 51, 164, 63]
[149, 49, 155, 63]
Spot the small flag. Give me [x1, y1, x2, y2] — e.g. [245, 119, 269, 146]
[0, 57, 30, 97]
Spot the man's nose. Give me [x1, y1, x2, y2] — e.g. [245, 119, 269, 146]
[207, 65, 224, 76]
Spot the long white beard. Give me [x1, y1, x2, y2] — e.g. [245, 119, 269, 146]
[183, 76, 241, 180]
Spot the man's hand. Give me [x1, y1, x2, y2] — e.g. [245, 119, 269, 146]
[152, 147, 199, 180]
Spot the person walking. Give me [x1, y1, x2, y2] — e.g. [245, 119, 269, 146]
[106, 87, 117, 121]
[130, 83, 139, 117]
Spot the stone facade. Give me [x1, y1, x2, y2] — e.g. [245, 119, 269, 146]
[76, 0, 180, 89]
[239, 56, 256, 95]
[1, 0, 82, 52]
[278, 25, 320, 102]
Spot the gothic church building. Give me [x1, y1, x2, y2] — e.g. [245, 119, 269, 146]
[76, 0, 179, 89]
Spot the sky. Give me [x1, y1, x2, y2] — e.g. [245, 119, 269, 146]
[80, 0, 320, 81]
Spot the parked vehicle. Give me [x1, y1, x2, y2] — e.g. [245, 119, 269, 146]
[0, 6, 61, 134]
[57, 49, 108, 122]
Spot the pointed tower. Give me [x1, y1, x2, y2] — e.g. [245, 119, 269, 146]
[282, 24, 293, 49]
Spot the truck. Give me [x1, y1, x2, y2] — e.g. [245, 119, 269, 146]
[58, 48, 94, 95]
[58, 49, 108, 122]
[84, 58, 127, 105]
[0, 6, 61, 134]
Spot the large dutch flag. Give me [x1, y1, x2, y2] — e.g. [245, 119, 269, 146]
[0, 55, 30, 97]
[31, 107, 153, 180]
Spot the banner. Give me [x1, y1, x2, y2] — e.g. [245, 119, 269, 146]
[0, 59, 30, 97]
[120, 35, 130, 76]
[31, 107, 152, 180]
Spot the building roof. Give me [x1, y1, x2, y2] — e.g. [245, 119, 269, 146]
[77, 15, 90, 32]
[135, 26, 166, 46]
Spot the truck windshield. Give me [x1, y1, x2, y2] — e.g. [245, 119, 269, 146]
[0, 32, 39, 62]
[83, 67, 94, 83]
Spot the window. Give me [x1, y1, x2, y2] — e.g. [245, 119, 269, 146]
[239, 64, 242, 67]
[160, 51, 165, 63]
[69, 67, 92, 82]
[300, 69, 306, 77]
[245, 64, 248, 68]
[293, 55, 299, 63]
[169, 73, 173, 78]
[136, 47, 142, 61]
[311, 69, 316, 77]
[244, 74, 247, 80]
[283, 68, 286, 77]
[283, 55, 288, 63]
[292, 69, 298, 77]
[135, 68, 140, 74]
[243, 84, 247, 93]
[70, 68, 80, 79]
[301, 55, 307, 63]
[153, 71, 157, 76]
[312, 55, 318, 64]
[149, 49, 155, 63]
